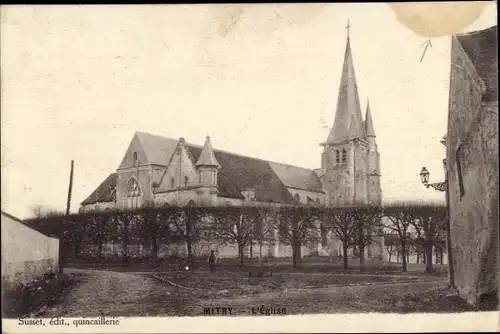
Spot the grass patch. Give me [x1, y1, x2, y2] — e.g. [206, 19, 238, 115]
[2, 272, 80, 318]
[67, 256, 448, 277]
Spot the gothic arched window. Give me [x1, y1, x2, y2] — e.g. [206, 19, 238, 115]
[335, 150, 340, 164]
[184, 176, 189, 187]
[133, 152, 138, 166]
[342, 149, 347, 163]
[170, 178, 175, 188]
[126, 177, 141, 198]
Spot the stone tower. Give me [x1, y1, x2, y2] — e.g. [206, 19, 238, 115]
[195, 136, 221, 205]
[365, 99, 382, 206]
[320, 26, 382, 207]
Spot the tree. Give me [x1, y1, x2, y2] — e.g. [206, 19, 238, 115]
[179, 205, 201, 265]
[30, 205, 65, 219]
[208, 206, 262, 266]
[251, 207, 275, 270]
[409, 204, 447, 273]
[382, 203, 418, 272]
[350, 206, 383, 270]
[321, 207, 356, 269]
[85, 213, 112, 260]
[269, 206, 320, 268]
[384, 233, 399, 263]
[137, 207, 185, 266]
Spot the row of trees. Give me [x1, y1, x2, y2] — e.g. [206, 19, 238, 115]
[25, 202, 447, 273]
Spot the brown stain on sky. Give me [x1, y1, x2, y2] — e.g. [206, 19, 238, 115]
[389, 2, 492, 37]
[201, 4, 328, 79]
[215, 5, 246, 38]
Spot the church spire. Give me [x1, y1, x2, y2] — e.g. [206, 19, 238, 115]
[365, 98, 376, 137]
[325, 20, 365, 144]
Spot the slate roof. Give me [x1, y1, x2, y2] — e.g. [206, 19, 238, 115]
[81, 173, 117, 205]
[186, 145, 297, 203]
[456, 25, 498, 102]
[136, 131, 179, 166]
[365, 99, 376, 137]
[326, 36, 366, 144]
[196, 137, 221, 167]
[268, 162, 323, 192]
[82, 133, 324, 205]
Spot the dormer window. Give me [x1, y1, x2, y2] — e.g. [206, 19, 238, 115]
[184, 176, 189, 187]
[342, 149, 347, 163]
[170, 178, 175, 188]
[133, 152, 138, 166]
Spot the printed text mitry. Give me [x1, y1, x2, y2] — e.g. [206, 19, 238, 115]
[203, 307, 233, 315]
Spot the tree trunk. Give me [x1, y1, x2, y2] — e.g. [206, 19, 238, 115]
[250, 243, 253, 259]
[416, 250, 420, 264]
[388, 252, 392, 263]
[406, 249, 410, 264]
[425, 243, 434, 273]
[259, 242, 263, 269]
[400, 241, 407, 272]
[342, 243, 349, 269]
[238, 243, 244, 266]
[186, 217, 194, 265]
[293, 242, 302, 269]
[151, 237, 158, 266]
[359, 244, 366, 271]
[396, 250, 400, 263]
[291, 220, 301, 268]
[97, 240, 103, 261]
[122, 220, 130, 262]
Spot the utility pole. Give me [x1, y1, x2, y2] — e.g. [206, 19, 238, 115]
[60, 160, 74, 274]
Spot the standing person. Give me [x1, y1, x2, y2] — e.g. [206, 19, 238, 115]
[208, 250, 217, 273]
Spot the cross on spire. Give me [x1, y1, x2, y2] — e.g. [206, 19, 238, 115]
[346, 18, 351, 38]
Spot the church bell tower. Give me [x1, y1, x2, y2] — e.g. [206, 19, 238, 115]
[320, 21, 381, 207]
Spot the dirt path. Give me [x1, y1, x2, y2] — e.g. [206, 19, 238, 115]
[42, 268, 181, 317]
[40, 268, 456, 317]
[198, 279, 452, 315]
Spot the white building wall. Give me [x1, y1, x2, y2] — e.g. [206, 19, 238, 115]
[1, 213, 59, 287]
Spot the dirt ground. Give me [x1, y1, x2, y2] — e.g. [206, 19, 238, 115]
[37, 267, 480, 317]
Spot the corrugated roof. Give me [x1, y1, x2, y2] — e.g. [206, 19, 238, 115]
[456, 25, 498, 102]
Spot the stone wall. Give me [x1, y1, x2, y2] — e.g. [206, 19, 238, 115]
[447, 31, 498, 305]
[1, 212, 59, 288]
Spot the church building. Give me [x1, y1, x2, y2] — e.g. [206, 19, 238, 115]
[80, 27, 383, 259]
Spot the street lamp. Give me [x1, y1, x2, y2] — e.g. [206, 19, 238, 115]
[420, 135, 455, 287]
[419, 167, 447, 192]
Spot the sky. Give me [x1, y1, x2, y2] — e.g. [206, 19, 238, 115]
[1, 3, 497, 219]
